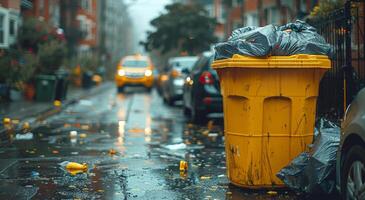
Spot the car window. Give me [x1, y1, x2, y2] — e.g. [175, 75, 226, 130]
[172, 59, 197, 71]
[122, 60, 148, 68]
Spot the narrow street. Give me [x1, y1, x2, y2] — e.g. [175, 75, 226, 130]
[0, 84, 306, 200]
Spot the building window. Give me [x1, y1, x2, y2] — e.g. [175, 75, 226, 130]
[9, 19, 15, 36]
[81, 0, 91, 12]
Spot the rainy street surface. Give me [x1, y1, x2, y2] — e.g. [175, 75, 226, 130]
[0, 85, 330, 200]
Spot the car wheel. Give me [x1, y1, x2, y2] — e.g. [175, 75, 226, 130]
[117, 86, 124, 93]
[146, 87, 152, 93]
[191, 108, 206, 124]
[341, 145, 365, 200]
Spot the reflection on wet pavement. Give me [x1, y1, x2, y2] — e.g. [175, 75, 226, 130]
[0, 86, 330, 199]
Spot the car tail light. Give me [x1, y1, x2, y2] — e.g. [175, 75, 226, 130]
[171, 69, 180, 78]
[199, 71, 214, 84]
[203, 97, 212, 105]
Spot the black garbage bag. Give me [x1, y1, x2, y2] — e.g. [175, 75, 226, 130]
[277, 118, 340, 194]
[273, 20, 333, 58]
[214, 25, 278, 60]
[214, 20, 333, 60]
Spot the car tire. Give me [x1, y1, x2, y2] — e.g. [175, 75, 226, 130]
[117, 86, 124, 93]
[341, 145, 365, 200]
[191, 108, 206, 124]
[146, 87, 152, 93]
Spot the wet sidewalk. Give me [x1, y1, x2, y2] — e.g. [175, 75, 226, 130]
[0, 82, 113, 140]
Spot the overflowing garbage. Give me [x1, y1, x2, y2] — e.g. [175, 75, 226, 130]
[214, 20, 333, 60]
[276, 118, 340, 194]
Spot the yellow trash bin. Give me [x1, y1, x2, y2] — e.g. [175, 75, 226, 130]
[212, 54, 331, 188]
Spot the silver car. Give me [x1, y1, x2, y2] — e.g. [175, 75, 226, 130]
[163, 56, 198, 105]
[336, 88, 365, 199]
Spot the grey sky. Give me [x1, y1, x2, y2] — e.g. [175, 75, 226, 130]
[126, 0, 172, 53]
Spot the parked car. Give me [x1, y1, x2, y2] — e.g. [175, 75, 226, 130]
[336, 87, 365, 199]
[162, 56, 198, 105]
[182, 52, 222, 123]
[156, 69, 169, 96]
[115, 54, 154, 92]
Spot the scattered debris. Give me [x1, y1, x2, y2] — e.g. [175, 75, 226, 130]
[165, 143, 187, 150]
[267, 191, 278, 196]
[79, 100, 93, 106]
[200, 176, 211, 180]
[52, 150, 59, 154]
[180, 160, 188, 172]
[3, 117, 11, 124]
[22, 122, 31, 130]
[15, 132, 34, 140]
[79, 133, 87, 138]
[207, 120, 214, 131]
[69, 131, 78, 138]
[109, 149, 117, 155]
[54, 100, 62, 107]
[60, 161, 88, 170]
[31, 171, 40, 178]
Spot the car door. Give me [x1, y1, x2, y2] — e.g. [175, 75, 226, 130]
[184, 57, 204, 109]
[190, 56, 209, 109]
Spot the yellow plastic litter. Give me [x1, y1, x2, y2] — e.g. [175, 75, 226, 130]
[267, 191, 278, 195]
[65, 162, 88, 171]
[22, 122, 30, 130]
[179, 160, 188, 171]
[109, 149, 117, 155]
[3, 118, 11, 124]
[79, 133, 87, 138]
[200, 176, 211, 180]
[212, 54, 331, 188]
[54, 100, 62, 107]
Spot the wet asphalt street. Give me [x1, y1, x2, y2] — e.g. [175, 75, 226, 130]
[0, 85, 332, 200]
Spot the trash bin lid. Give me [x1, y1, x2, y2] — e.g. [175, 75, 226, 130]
[36, 75, 57, 80]
[212, 54, 331, 69]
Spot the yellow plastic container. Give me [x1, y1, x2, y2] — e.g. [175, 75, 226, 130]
[212, 54, 331, 188]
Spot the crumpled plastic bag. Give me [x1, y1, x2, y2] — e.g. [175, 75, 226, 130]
[276, 118, 340, 194]
[215, 25, 277, 59]
[214, 20, 333, 60]
[273, 20, 333, 57]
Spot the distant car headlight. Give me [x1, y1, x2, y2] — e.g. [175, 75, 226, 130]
[118, 69, 125, 76]
[145, 69, 152, 77]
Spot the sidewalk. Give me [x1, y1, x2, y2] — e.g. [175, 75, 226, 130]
[0, 82, 113, 140]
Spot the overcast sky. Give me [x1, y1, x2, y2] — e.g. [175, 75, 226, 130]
[126, 0, 172, 54]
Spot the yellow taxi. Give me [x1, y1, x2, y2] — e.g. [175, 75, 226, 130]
[115, 54, 154, 92]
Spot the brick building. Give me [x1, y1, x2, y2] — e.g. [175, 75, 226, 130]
[225, 0, 319, 38]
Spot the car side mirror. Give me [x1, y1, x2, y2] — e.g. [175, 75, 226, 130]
[182, 68, 190, 74]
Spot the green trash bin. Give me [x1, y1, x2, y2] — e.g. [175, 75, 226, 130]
[35, 75, 57, 102]
[55, 70, 69, 101]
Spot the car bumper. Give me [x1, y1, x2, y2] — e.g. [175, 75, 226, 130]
[115, 75, 154, 88]
[169, 78, 185, 100]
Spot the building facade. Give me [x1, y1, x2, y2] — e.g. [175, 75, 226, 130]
[98, 0, 133, 65]
[225, 0, 318, 38]
[0, 0, 21, 49]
